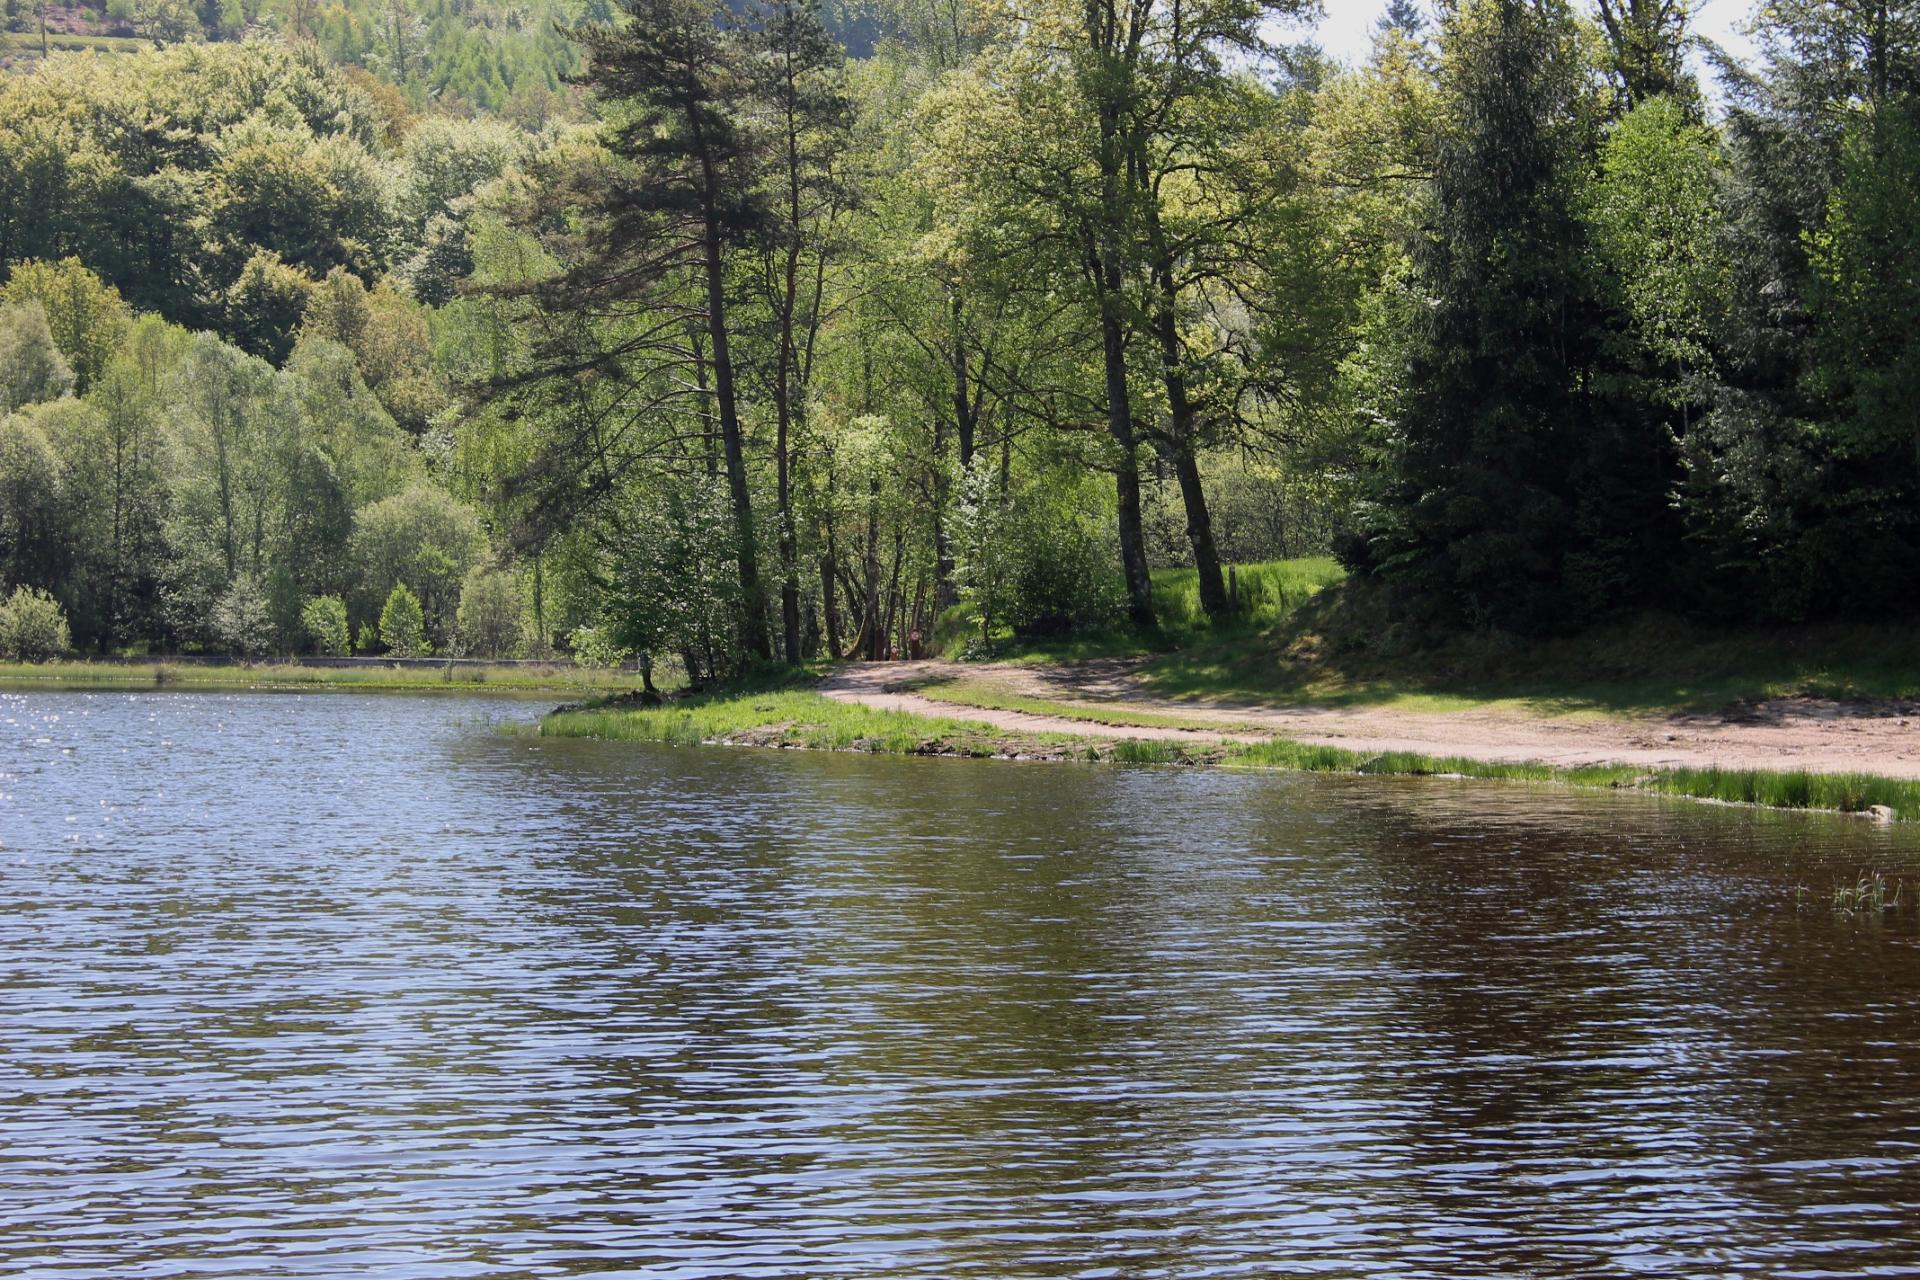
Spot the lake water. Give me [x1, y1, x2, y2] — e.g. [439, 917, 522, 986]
[7, 690, 1920, 1277]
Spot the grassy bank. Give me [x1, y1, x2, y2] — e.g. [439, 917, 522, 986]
[542, 677, 1920, 822]
[0, 659, 644, 694]
[900, 674, 1256, 734]
[933, 556, 1347, 662]
[936, 559, 1920, 717]
[1138, 587, 1920, 715]
[541, 682, 1092, 759]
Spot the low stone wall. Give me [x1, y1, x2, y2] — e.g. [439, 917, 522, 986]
[76, 654, 639, 672]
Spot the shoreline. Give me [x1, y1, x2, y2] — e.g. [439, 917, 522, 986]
[540, 680, 1920, 824]
[0, 659, 640, 696]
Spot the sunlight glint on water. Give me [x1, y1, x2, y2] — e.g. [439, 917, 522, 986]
[5, 690, 1920, 1278]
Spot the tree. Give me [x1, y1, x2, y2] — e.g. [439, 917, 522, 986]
[588, 477, 745, 682]
[212, 573, 276, 656]
[1377, 0, 1427, 39]
[349, 484, 487, 648]
[133, 0, 203, 45]
[1593, 0, 1695, 107]
[0, 303, 75, 412]
[0, 415, 68, 594]
[525, 0, 776, 659]
[0, 586, 71, 660]
[301, 593, 351, 654]
[0, 259, 132, 393]
[223, 250, 317, 364]
[379, 581, 429, 656]
[1354, 0, 1644, 630]
[952, 452, 1012, 651]
[455, 566, 525, 657]
[750, 0, 853, 661]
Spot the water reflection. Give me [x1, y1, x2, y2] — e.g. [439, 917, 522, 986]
[4, 691, 1920, 1276]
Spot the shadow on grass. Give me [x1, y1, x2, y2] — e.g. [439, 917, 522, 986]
[1132, 589, 1920, 717]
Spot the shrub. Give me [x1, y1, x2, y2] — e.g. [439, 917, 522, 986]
[568, 624, 631, 669]
[301, 595, 350, 655]
[355, 621, 382, 656]
[1002, 509, 1126, 637]
[455, 567, 523, 659]
[379, 582, 429, 657]
[0, 586, 71, 660]
[212, 574, 276, 657]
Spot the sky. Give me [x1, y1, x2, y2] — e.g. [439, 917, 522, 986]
[1309, 0, 1759, 72]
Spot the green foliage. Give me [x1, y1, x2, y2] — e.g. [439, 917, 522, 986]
[0, 302, 75, 411]
[592, 478, 743, 675]
[301, 593, 351, 654]
[1805, 99, 1920, 593]
[212, 572, 275, 655]
[0, 40, 403, 346]
[349, 484, 485, 648]
[1350, 0, 1670, 632]
[0, 585, 71, 659]
[454, 565, 523, 658]
[0, 414, 67, 593]
[378, 580, 428, 656]
[566, 623, 631, 669]
[1586, 96, 1729, 377]
[951, 454, 1011, 651]
[222, 250, 316, 363]
[0, 259, 132, 392]
[1000, 492, 1126, 639]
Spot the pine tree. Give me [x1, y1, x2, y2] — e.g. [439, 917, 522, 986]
[1376, 0, 1426, 39]
[1358, 0, 1655, 631]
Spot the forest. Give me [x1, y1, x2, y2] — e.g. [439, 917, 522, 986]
[0, 0, 1916, 677]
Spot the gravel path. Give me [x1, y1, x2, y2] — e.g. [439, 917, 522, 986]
[817, 660, 1920, 778]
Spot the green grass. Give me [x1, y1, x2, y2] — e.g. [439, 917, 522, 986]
[4, 32, 149, 56]
[0, 659, 645, 694]
[1221, 738, 1920, 820]
[1131, 579, 1920, 716]
[938, 557, 1920, 718]
[933, 556, 1347, 663]
[541, 669, 1920, 823]
[540, 675, 1083, 759]
[902, 675, 1255, 734]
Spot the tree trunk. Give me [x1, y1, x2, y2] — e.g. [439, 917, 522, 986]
[863, 478, 882, 660]
[819, 550, 842, 659]
[935, 290, 977, 611]
[773, 368, 801, 663]
[1169, 442, 1227, 617]
[692, 328, 718, 479]
[699, 190, 771, 660]
[1099, 278, 1155, 628]
[932, 412, 954, 611]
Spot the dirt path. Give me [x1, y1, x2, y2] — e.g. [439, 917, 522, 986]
[817, 660, 1920, 778]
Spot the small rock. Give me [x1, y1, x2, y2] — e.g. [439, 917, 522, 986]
[1867, 804, 1898, 825]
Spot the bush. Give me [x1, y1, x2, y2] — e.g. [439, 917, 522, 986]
[0, 586, 71, 660]
[455, 567, 523, 658]
[568, 624, 631, 669]
[212, 574, 275, 657]
[379, 582, 429, 657]
[355, 621, 382, 656]
[301, 595, 351, 655]
[1002, 510, 1126, 637]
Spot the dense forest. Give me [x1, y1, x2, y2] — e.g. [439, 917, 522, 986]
[0, 0, 1916, 673]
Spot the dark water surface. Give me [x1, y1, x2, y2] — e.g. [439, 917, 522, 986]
[6, 691, 1920, 1278]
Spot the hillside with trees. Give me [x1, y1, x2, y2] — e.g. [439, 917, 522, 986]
[1, 0, 1916, 678]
